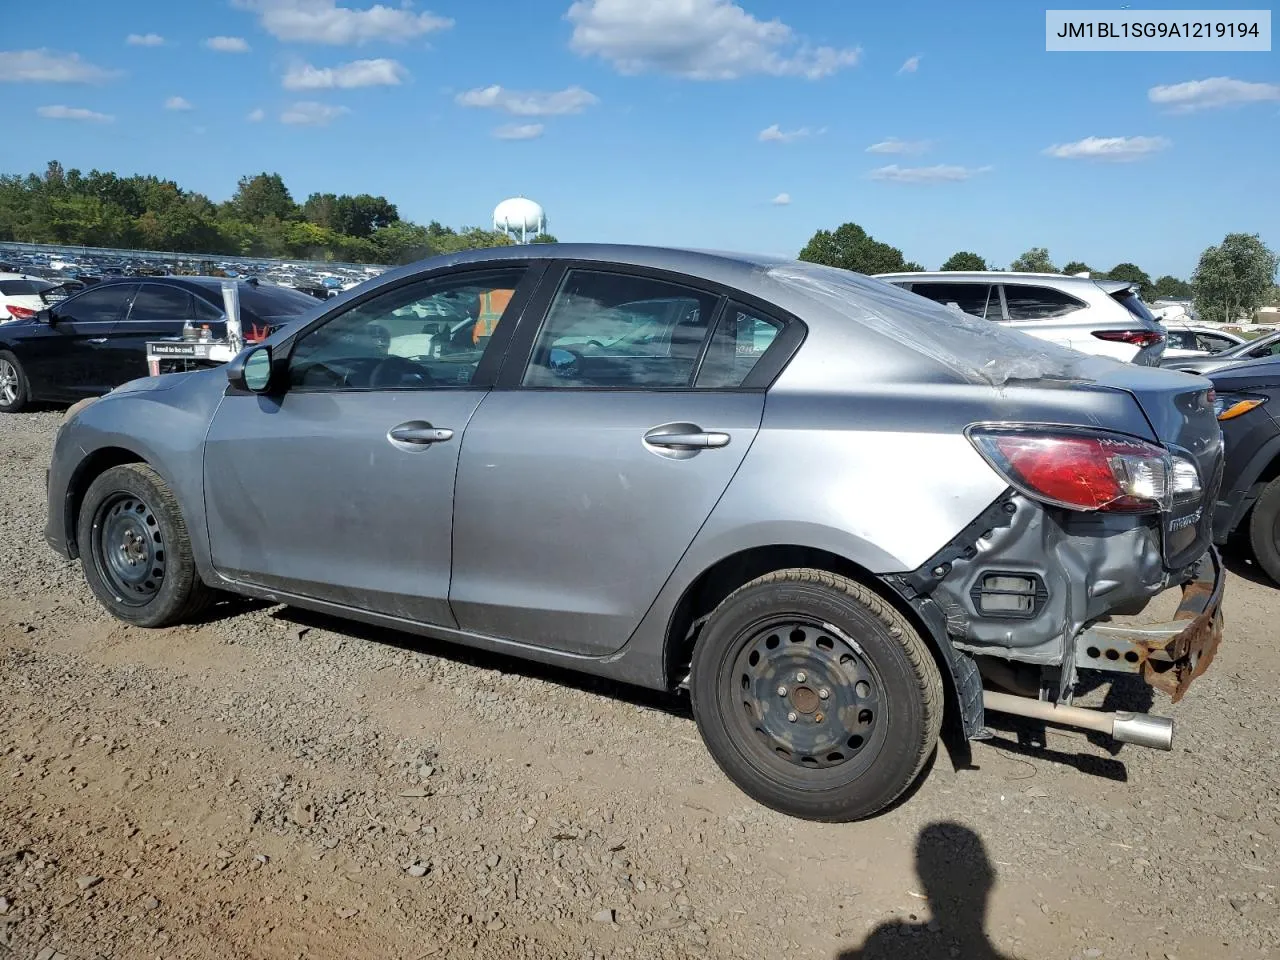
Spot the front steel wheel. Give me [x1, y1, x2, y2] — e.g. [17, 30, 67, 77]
[691, 569, 942, 821]
[77, 463, 212, 627]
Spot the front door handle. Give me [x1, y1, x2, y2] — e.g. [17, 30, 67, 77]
[644, 430, 730, 449]
[388, 421, 454, 446]
[87, 338, 107, 343]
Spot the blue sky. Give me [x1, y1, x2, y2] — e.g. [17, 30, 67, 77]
[2, 0, 1277, 277]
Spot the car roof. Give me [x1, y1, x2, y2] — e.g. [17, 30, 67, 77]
[873, 269, 1137, 291]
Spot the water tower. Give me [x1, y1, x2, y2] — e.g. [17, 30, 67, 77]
[493, 196, 546, 243]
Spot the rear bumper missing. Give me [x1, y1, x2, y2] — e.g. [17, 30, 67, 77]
[1075, 546, 1225, 702]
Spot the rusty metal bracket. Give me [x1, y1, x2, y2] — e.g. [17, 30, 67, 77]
[1074, 547, 1225, 703]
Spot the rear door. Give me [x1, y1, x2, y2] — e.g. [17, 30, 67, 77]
[449, 265, 788, 655]
[20, 283, 137, 398]
[109, 283, 198, 385]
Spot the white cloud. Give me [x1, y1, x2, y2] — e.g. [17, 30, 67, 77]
[126, 33, 165, 47]
[494, 122, 544, 140]
[247, 107, 266, 122]
[758, 123, 810, 143]
[36, 104, 114, 122]
[869, 164, 991, 184]
[866, 136, 931, 155]
[456, 84, 598, 116]
[770, 192, 791, 205]
[898, 55, 920, 74]
[280, 100, 349, 125]
[232, 0, 453, 45]
[1043, 135, 1171, 162]
[205, 36, 251, 53]
[283, 58, 407, 89]
[566, 0, 860, 80]
[0, 49, 118, 83]
[165, 96, 193, 110]
[1148, 76, 1280, 113]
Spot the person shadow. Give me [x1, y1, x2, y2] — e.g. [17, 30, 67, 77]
[837, 822, 1023, 960]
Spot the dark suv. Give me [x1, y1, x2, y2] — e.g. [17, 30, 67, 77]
[0, 277, 318, 413]
[1209, 357, 1280, 583]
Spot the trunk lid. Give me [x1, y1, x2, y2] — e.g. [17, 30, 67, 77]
[1079, 357, 1223, 569]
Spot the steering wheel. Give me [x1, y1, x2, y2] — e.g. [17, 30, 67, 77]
[369, 355, 433, 388]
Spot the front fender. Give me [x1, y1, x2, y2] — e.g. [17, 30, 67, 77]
[45, 372, 226, 578]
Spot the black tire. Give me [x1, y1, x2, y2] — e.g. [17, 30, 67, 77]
[0, 349, 30, 413]
[77, 463, 213, 627]
[1248, 476, 1280, 586]
[690, 568, 942, 822]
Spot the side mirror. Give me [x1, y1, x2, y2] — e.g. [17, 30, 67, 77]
[227, 344, 274, 393]
[37, 309, 54, 325]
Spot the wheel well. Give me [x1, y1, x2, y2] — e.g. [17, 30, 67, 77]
[1258, 452, 1280, 487]
[64, 447, 146, 557]
[663, 545, 938, 689]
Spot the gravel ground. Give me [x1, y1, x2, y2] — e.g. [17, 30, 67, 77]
[1, 407, 1278, 960]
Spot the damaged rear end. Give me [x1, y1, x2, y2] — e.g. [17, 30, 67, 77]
[892, 361, 1225, 748]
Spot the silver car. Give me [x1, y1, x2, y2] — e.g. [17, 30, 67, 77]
[876, 271, 1167, 365]
[1161, 329, 1280, 374]
[45, 245, 1225, 821]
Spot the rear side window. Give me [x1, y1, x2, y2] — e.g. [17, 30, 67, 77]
[909, 282, 991, 319]
[127, 284, 195, 322]
[1003, 285, 1084, 321]
[193, 296, 225, 322]
[695, 304, 784, 388]
[523, 270, 720, 389]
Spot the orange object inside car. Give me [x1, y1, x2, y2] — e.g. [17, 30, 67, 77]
[473, 288, 514, 344]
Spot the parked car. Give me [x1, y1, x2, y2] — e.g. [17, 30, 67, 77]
[1161, 330, 1280, 375]
[0, 273, 59, 322]
[45, 245, 1225, 821]
[876, 271, 1167, 365]
[1207, 357, 1280, 584]
[0, 277, 319, 412]
[1162, 324, 1247, 360]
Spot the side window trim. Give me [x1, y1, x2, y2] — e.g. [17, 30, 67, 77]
[986, 284, 1006, 321]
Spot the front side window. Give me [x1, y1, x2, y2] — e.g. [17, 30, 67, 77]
[909, 282, 991, 319]
[127, 284, 195, 322]
[695, 304, 783, 388]
[523, 270, 720, 388]
[1003, 285, 1085, 321]
[288, 268, 526, 390]
[1248, 337, 1280, 359]
[56, 284, 136, 323]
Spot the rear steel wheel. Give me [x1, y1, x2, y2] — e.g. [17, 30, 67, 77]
[727, 619, 886, 782]
[691, 568, 942, 821]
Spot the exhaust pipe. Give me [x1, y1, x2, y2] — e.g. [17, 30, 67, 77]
[983, 690, 1174, 751]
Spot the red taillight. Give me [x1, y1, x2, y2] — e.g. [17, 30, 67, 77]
[1091, 329, 1164, 347]
[969, 428, 1169, 513]
[5, 304, 36, 320]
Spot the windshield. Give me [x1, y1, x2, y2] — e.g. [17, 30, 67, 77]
[0, 279, 55, 296]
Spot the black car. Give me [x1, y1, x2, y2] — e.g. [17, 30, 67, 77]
[1209, 356, 1280, 583]
[0, 277, 319, 413]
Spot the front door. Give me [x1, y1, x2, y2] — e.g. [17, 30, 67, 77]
[203, 264, 537, 625]
[450, 267, 786, 655]
[107, 282, 199, 385]
[21, 283, 137, 398]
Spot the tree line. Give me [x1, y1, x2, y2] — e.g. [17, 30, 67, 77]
[0, 161, 556, 265]
[799, 222, 1278, 323]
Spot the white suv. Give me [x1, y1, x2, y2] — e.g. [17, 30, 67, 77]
[875, 271, 1167, 365]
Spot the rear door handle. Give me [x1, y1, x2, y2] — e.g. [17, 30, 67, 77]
[644, 430, 730, 449]
[388, 421, 454, 446]
[87, 338, 107, 343]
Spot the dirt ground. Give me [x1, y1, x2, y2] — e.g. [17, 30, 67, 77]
[2, 408, 1278, 960]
